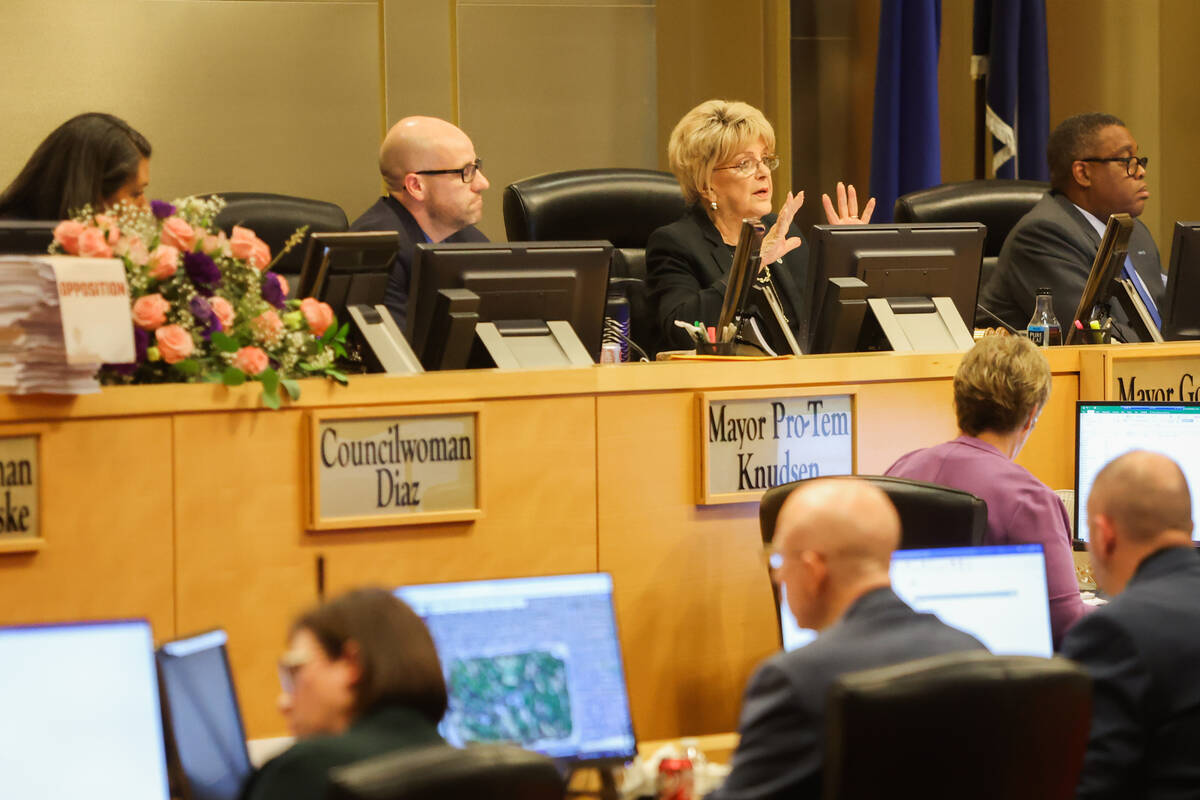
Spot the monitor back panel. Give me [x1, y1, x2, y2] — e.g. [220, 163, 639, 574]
[396, 572, 637, 764]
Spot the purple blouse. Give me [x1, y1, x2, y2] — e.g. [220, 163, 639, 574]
[886, 435, 1089, 648]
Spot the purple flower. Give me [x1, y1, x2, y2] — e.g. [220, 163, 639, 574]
[150, 200, 176, 220]
[262, 272, 286, 309]
[183, 251, 221, 295]
[189, 296, 222, 339]
[134, 327, 151, 362]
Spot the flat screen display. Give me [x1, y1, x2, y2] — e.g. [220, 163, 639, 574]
[0, 618, 170, 799]
[157, 629, 252, 800]
[780, 544, 1053, 658]
[396, 572, 637, 764]
[1076, 402, 1200, 542]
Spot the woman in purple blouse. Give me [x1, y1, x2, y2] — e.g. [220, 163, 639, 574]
[886, 335, 1089, 648]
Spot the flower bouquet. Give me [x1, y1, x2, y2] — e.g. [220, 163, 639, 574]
[51, 196, 348, 408]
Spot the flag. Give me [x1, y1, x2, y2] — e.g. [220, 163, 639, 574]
[869, 0, 942, 223]
[974, 0, 1049, 180]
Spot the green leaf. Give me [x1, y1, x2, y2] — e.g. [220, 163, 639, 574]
[337, 322, 349, 340]
[320, 320, 336, 344]
[297, 362, 320, 372]
[210, 331, 239, 353]
[259, 367, 279, 395]
[325, 368, 349, 385]
[261, 385, 281, 410]
[332, 342, 347, 358]
[222, 366, 246, 386]
[281, 379, 301, 400]
[173, 359, 201, 377]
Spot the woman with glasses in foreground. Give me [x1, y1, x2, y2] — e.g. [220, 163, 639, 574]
[244, 587, 446, 800]
[647, 99, 874, 353]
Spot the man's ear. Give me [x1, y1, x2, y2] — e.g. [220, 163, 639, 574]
[801, 550, 828, 592]
[1072, 160, 1092, 189]
[1093, 513, 1118, 560]
[403, 173, 426, 201]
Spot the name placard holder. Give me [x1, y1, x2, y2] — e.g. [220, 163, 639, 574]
[307, 403, 482, 530]
[0, 426, 42, 554]
[1082, 342, 1200, 402]
[698, 389, 856, 505]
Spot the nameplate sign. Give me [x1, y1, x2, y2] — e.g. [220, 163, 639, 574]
[1109, 352, 1200, 402]
[308, 406, 482, 530]
[0, 434, 40, 552]
[698, 392, 855, 504]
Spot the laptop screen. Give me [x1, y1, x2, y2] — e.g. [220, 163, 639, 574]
[0, 618, 171, 799]
[780, 544, 1053, 658]
[396, 572, 637, 764]
[157, 629, 252, 800]
[1076, 402, 1200, 542]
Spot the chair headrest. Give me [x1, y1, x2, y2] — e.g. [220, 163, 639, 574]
[503, 168, 686, 247]
[893, 179, 1049, 257]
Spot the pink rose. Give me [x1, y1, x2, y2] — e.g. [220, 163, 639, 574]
[54, 220, 84, 254]
[118, 234, 150, 267]
[300, 297, 334, 337]
[209, 296, 235, 331]
[202, 231, 231, 258]
[131, 294, 170, 330]
[230, 225, 271, 270]
[251, 310, 284, 343]
[77, 226, 114, 258]
[155, 324, 194, 364]
[160, 217, 197, 252]
[148, 245, 179, 280]
[277, 274, 289, 297]
[95, 215, 121, 245]
[232, 346, 269, 376]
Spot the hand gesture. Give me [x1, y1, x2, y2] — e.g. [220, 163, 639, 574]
[821, 181, 876, 225]
[760, 190, 805, 266]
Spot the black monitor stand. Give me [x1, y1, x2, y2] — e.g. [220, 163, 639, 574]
[811, 277, 974, 353]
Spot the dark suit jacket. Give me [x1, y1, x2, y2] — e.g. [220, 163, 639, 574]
[349, 195, 487, 330]
[646, 204, 809, 353]
[1061, 546, 1200, 800]
[979, 191, 1163, 340]
[242, 705, 442, 800]
[708, 588, 985, 800]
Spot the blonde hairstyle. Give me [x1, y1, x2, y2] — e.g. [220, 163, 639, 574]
[954, 336, 1051, 436]
[667, 99, 776, 205]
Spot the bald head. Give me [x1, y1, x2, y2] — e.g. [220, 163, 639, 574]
[1091, 451, 1193, 543]
[777, 478, 900, 579]
[379, 116, 474, 192]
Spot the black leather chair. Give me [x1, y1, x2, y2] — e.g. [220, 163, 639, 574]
[503, 168, 687, 357]
[0, 220, 56, 254]
[893, 179, 1048, 326]
[822, 650, 1091, 800]
[326, 743, 565, 800]
[211, 191, 350, 280]
[758, 475, 987, 549]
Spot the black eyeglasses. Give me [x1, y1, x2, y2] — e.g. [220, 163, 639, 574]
[414, 159, 483, 183]
[1079, 155, 1148, 177]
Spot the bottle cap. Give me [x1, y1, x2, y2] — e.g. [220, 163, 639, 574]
[1036, 287, 1052, 294]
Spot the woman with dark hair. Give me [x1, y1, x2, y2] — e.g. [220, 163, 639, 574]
[0, 112, 151, 220]
[244, 587, 447, 800]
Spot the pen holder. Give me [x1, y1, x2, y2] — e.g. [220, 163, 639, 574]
[1082, 328, 1111, 345]
[694, 340, 738, 356]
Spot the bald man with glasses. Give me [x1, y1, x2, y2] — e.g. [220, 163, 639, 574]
[350, 116, 490, 329]
[979, 112, 1164, 340]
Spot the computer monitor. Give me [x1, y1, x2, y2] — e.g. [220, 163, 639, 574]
[780, 544, 1053, 658]
[1075, 402, 1200, 543]
[407, 241, 612, 371]
[0, 618, 171, 799]
[0, 220, 57, 255]
[156, 629, 253, 800]
[803, 223, 985, 353]
[395, 572, 637, 765]
[1163, 221, 1200, 340]
[295, 231, 401, 319]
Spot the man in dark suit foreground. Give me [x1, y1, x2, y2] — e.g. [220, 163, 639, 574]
[1062, 451, 1200, 800]
[979, 112, 1163, 340]
[350, 116, 489, 329]
[708, 478, 984, 800]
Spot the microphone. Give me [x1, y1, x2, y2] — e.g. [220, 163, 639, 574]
[975, 303, 1019, 334]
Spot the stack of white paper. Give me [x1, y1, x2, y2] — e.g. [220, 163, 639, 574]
[0, 257, 110, 394]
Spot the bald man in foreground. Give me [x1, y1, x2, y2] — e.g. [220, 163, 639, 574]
[350, 116, 490, 329]
[709, 478, 984, 800]
[1062, 451, 1200, 800]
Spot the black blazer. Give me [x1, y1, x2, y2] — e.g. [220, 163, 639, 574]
[708, 588, 985, 800]
[349, 195, 488, 330]
[979, 191, 1164, 340]
[1061, 546, 1200, 800]
[645, 204, 809, 352]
